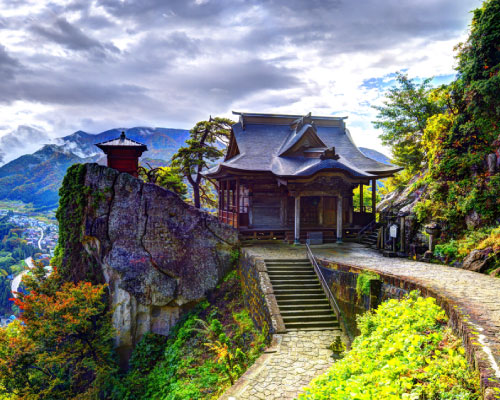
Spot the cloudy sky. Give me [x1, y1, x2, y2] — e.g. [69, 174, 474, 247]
[0, 0, 481, 164]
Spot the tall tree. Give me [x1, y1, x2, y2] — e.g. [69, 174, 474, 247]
[172, 117, 234, 209]
[372, 73, 442, 173]
[138, 164, 188, 199]
[0, 261, 115, 399]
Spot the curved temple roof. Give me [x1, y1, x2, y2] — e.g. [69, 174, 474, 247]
[206, 112, 401, 180]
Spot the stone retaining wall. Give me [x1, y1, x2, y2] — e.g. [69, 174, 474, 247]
[239, 251, 286, 336]
[317, 258, 500, 400]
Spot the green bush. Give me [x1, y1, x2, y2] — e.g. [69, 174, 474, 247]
[356, 271, 380, 297]
[299, 293, 480, 400]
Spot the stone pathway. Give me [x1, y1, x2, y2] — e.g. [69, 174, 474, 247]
[242, 242, 500, 398]
[220, 329, 343, 400]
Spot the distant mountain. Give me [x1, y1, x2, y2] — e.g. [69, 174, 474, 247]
[0, 127, 190, 209]
[0, 127, 391, 210]
[359, 147, 392, 165]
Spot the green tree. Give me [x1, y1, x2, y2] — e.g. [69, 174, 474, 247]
[372, 73, 443, 173]
[0, 261, 116, 399]
[139, 164, 188, 199]
[172, 117, 234, 209]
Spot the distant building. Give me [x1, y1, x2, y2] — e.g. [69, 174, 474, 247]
[206, 112, 401, 244]
[95, 131, 148, 177]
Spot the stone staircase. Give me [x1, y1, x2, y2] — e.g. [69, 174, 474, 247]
[359, 230, 378, 247]
[265, 259, 340, 331]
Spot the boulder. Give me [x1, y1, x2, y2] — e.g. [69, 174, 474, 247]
[462, 248, 493, 273]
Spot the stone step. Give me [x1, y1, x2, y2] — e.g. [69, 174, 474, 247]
[282, 314, 338, 323]
[267, 270, 316, 276]
[272, 282, 321, 288]
[274, 288, 325, 295]
[278, 303, 331, 310]
[274, 292, 326, 303]
[286, 327, 339, 332]
[270, 278, 319, 284]
[264, 259, 310, 263]
[280, 309, 333, 316]
[277, 299, 331, 306]
[284, 320, 340, 329]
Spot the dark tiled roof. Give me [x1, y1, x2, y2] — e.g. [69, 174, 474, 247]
[206, 113, 400, 179]
[95, 131, 148, 150]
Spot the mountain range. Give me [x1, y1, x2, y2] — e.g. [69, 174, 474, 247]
[0, 128, 190, 209]
[0, 126, 391, 210]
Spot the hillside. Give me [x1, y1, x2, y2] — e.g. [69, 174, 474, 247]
[377, 1, 500, 275]
[0, 127, 190, 209]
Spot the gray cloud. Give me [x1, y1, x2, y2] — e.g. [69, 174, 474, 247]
[0, 45, 21, 80]
[0, 0, 483, 155]
[30, 17, 120, 56]
[0, 125, 51, 164]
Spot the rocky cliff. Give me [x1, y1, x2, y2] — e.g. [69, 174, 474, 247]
[54, 163, 238, 362]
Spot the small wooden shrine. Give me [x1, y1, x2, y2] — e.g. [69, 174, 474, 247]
[95, 131, 148, 177]
[205, 112, 401, 243]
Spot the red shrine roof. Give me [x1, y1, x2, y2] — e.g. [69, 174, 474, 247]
[95, 131, 148, 151]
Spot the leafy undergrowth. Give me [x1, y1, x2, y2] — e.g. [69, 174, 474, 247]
[299, 293, 480, 400]
[105, 270, 267, 400]
[434, 226, 500, 274]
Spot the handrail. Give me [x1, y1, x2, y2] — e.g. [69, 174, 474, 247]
[357, 219, 376, 238]
[306, 243, 354, 344]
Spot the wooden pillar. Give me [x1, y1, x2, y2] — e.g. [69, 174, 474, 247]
[318, 197, 324, 226]
[226, 180, 230, 224]
[337, 195, 343, 243]
[372, 179, 376, 219]
[359, 183, 363, 212]
[236, 179, 240, 228]
[220, 181, 225, 222]
[294, 196, 301, 244]
[248, 185, 253, 228]
[348, 196, 353, 225]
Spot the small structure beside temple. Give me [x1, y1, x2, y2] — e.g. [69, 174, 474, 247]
[95, 131, 148, 177]
[206, 112, 401, 243]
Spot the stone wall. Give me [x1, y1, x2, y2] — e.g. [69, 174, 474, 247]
[317, 261, 408, 337]
[239, 251, 285, 337]
[57, 163, 239, 365]
[317, 258, 500, 400]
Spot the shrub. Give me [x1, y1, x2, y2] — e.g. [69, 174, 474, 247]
[299, 293, 480, 400]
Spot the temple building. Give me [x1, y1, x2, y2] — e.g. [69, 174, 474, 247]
[95, 131, 148, 177]
[205, 112, 401, 243]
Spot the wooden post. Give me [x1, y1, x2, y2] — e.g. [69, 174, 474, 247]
[348, 196, 353, 225]
[359, 184, 363, 212]
[236, 178, 240, 228]
[337, 195, 343, 243]
[318, 197, 324, 226]
[226, 180, 230, 225]
[372, 179, 376, 219]
[220, 181, 225, 223]
[248, 185, 253, 228]
[294, 196, 301, 244]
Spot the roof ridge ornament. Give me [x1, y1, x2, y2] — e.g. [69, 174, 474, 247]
[320, 146, 340, 160]
[290, 112, 315, 133]
[120, 131, 126, 141]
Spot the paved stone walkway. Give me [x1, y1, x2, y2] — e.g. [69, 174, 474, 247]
[242, 242, 500, 397]
[220, 329, 343, 400]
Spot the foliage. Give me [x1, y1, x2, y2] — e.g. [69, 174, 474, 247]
[372, 73, 443, 174]
[0, 216, 37, 314]
[52, 164, 101, 283]
[138, 164, 188, 199]
[375, 1, 500, 267]
[356, 271, 380, 297]
[109, 269, 267, 400]
[0, 260, 116, 399]
[172, 117, 234, 209]
[299, 293, 480, 400]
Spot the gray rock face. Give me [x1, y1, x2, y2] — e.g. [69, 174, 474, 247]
[79, 164, 238, 363]
[462, 248, 493, 273]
